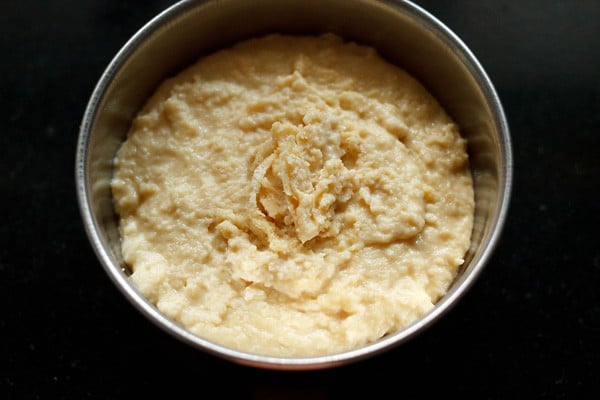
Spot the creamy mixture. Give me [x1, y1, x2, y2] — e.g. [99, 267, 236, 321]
[111, 33, 474, 357]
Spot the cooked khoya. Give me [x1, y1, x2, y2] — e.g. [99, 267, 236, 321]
[111, 33, 474, 357]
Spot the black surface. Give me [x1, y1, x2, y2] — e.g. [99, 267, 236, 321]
[2, 1, 599, 398]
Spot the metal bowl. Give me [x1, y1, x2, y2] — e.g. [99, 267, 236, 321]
[75, 0, 512, 370]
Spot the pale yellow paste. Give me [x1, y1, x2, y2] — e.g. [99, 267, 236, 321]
[111, 33, 474, 357]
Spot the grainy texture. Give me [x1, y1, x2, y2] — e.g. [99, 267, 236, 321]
[112, 34, 474, 356]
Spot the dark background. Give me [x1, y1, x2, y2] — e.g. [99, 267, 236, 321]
[2, 0, 599, 398]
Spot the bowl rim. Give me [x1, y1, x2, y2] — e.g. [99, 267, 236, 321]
[75, 0, 512, 370]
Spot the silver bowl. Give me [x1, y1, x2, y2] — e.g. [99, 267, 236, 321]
[75, 0, 512, 370]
